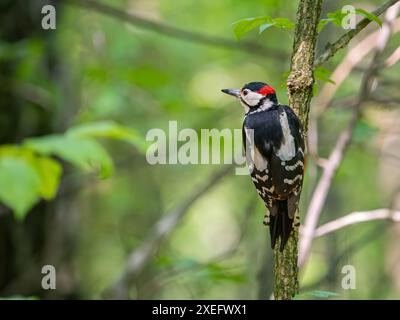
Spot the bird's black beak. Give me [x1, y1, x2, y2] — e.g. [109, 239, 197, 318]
[221, 88, 240, 98]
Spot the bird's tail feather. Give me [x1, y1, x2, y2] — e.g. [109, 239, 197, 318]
[269, 200, 293, 251]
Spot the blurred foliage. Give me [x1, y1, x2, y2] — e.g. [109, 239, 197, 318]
[0, 0, 399, 300]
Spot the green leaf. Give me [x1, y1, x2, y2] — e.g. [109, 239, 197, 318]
[314, 66, 336, 84]
[232, 16, 294, 40]
[355, 8, 382, 27]
[318, 8, 382, 33]
[67, 121, 147, 153]
[25, 135, 114, 178]
[317, 18, 334, 32]
[0, 150, 41, 220]
[259, 23, 274, 34]
[327, 11, 347, 27]
[271, 17, 295, 30]
[312, 83, 319, 96]
[232, 16, 272, 40]
[31, 156, 62, 200]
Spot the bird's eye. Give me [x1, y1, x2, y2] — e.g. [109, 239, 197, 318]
[242, 89, 249, 96]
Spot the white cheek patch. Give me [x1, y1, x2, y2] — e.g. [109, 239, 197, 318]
[242, 91, 264, 106]
[276, 111, 296, 161]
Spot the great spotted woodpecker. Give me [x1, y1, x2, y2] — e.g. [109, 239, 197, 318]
[222, 82, 305, 251]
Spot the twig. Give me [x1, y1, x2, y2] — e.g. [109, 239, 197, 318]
[314, 209, 400, 237]
[299, 3, 400, 268]
[301, 222, 388, 291]
[103, 165, 233, 299]
[314, 19, 400, 116]
[67, 0, 285, 58]
[139, 199, 256, 298]
[314, 0, 400, 68]
[385, 46, 400, 67]
[299, 104, 361, 267]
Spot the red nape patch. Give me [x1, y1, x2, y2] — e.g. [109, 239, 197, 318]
[258, 85, 275, 95]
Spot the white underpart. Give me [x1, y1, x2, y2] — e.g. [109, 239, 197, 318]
[284, 174, 302, 185]
[285, 160, 304, 171]
[276, 111, 296, 161]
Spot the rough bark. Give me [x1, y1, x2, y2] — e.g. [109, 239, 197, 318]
[273, 0, 322, 300]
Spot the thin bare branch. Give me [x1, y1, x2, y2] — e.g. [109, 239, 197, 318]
[67, 0, 285, 58]
[103, 165, 233, 299]
[140, 199, 256, 298]
[314, 209, 400, 237]
[314, 19, 400, 116]
[385, 46, 400, 67]
[314, 0, 400, 68]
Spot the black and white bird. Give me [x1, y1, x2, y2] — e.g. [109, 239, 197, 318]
[222, 82, 305, 251]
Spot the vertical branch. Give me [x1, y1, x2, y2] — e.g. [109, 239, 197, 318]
[273, 0, 322, 300]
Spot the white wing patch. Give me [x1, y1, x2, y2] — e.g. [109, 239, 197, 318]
[245, 127, 268, 172]
[276, 111, 296, 161]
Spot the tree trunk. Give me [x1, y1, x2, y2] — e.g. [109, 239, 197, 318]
[273, 0, 322, 300]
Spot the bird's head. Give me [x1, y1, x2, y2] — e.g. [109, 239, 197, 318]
[221, 82, 277, 113]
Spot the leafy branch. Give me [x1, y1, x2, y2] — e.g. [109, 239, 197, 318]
[315, 0, 400, 68]
[67, 0, 285, 59]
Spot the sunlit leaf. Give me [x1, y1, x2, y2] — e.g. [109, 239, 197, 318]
[355, 8, 382, 27]
[25, 135, 114, 178]
[318, 8, 382, 33]
[31, 156, 62, 200]
[312, 83, 319, 96]
[67, 121, 148, 153]
[317, 18, 334, 32]
[327, 11, 348, 27]
[259, 23, 274, 34]
[0, 150, 41, 220]
[314, 66, 335, 84]
[271, 17, 295, 29]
